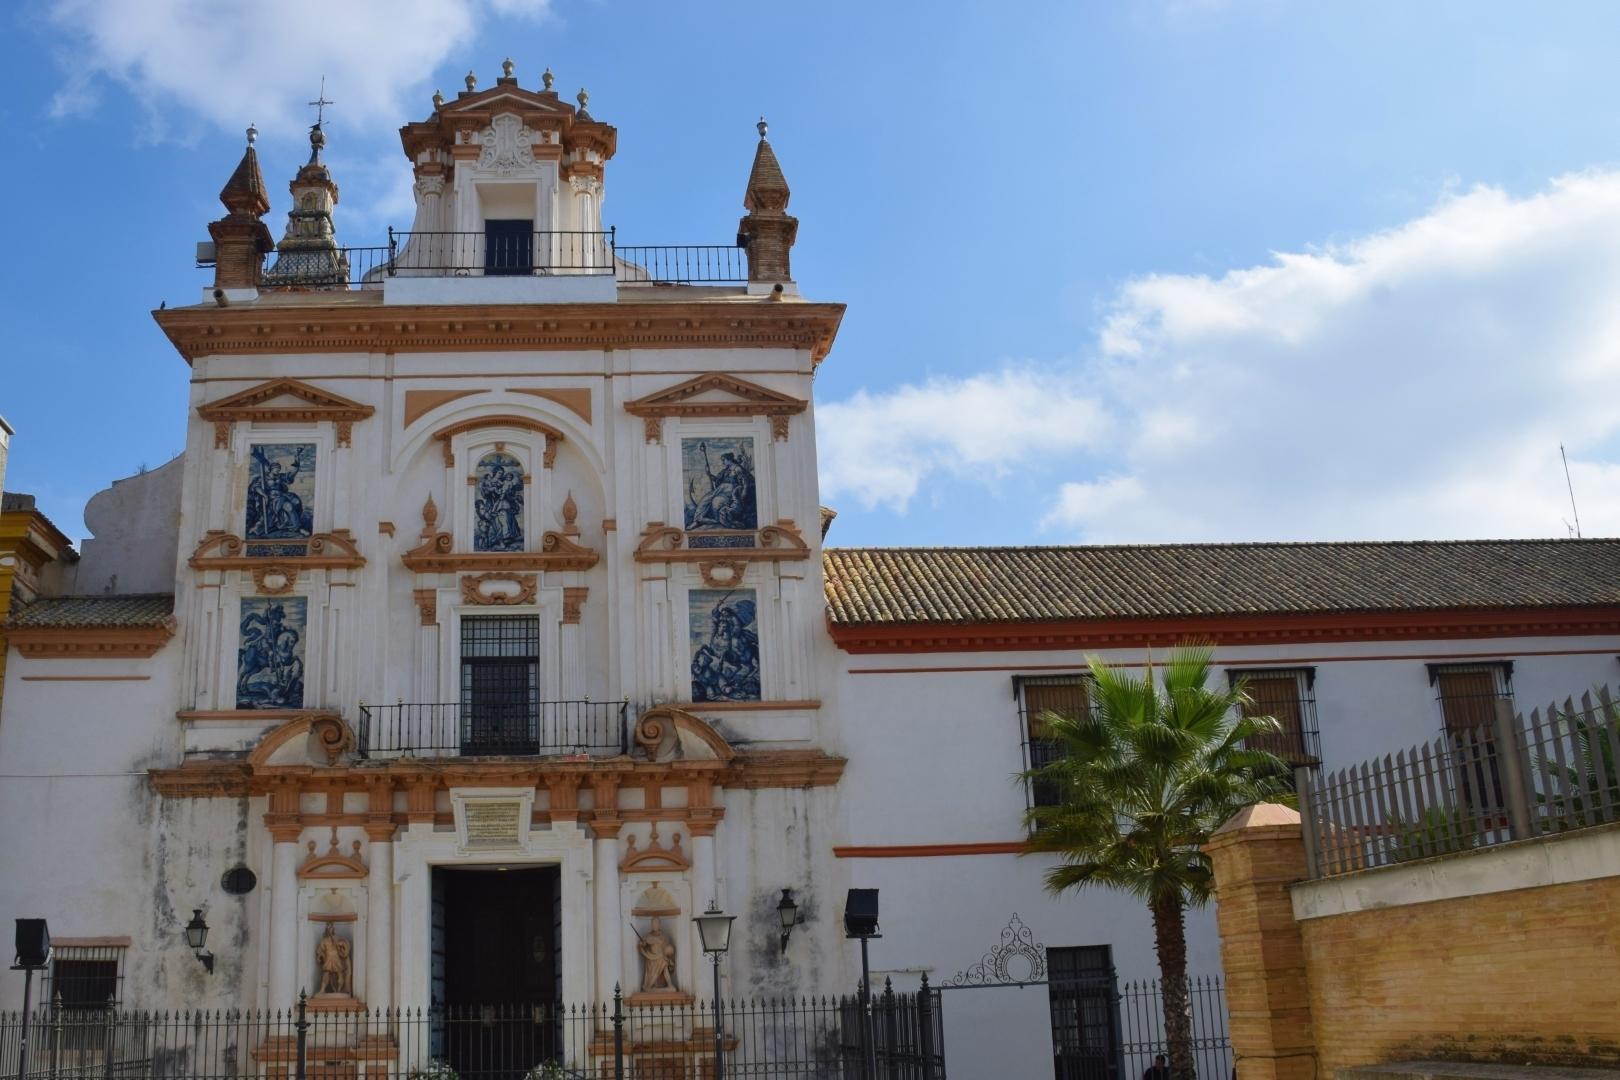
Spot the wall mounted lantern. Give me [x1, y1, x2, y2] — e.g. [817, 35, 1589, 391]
[184, 910, 214, 974]
[776, 888, 804, 954]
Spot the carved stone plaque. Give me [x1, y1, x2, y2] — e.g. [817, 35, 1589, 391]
[462, 800, 523, 849]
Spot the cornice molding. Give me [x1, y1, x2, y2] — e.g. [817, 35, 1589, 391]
[8, 623, 175, 659]
[825, 607, 1620, 654]
[153, 301, 846, 367]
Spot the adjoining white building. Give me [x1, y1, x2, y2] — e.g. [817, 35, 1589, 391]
[2, 64, 1618, 1079]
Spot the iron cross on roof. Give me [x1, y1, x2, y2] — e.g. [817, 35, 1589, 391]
[308, 77, 334, 125]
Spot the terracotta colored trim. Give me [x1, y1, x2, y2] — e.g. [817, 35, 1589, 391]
[402, 389, 483, 428]
[20, 675, 152, 682]
[150, 749, 844, 800]
[846, 644, 1620, 676]
[178, 709, 309, 722]
[828, 608, 1620, 654]
[153, 301, 846, 367]
[52, 937, 133, 949]
[188, 529, 365, 570]
[672, 700, 821, 711]
[832, 841, 1028, 858]
[510, 387, 592, 423]
[633, 521, 810, 564]
[192, 368, 816, 384]
[8, 624, 174, 659]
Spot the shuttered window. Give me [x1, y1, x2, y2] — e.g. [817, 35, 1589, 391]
[1018, 677, 1093, 810]
[1231, 668, 1321, 767]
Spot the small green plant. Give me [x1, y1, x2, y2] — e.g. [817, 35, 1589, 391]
[1385, 805, 1481, 862]
[1535, 698, 1620, 830]
[408, 1059, 459, 1080]
[522, 1063, 570, 1080]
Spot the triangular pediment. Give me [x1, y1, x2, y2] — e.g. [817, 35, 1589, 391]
[439, 88, 571, 116]
[198, 378, 376, 423]
[624, 373, 808, 418]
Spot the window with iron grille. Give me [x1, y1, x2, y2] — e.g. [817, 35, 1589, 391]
[1228, 668, 1321, 769]
[1017, 676, 1094, 810]
[46, 943, 126, 1009]
[1046, 945, 1121, 1076]
[1429, 662, 1513, 809]
[460, 615, 541, 755]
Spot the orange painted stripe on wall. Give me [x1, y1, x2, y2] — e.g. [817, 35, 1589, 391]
[832, 841, 1027, 858]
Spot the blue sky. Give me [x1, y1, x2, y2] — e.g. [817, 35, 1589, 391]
[6, 1, 1620, 546]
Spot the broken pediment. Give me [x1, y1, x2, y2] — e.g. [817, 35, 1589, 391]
[198, 379, 375, 447]
[621, 825, 691, 874]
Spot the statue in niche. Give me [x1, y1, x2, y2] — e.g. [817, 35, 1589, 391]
[637, 917, 677, 994]
[315, 923, 353, 996]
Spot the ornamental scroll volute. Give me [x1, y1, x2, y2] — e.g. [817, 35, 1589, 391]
[941, 913, 1048, 987]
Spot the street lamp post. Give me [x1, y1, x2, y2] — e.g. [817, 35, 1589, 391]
[12, 919, 52, 1080]
[694, 903, 737, 1080]
[843, 890, 881, 1080]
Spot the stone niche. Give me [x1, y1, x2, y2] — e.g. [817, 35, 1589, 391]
[298, 833, 369, 1010]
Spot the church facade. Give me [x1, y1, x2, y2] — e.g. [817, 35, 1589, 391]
[2, 64, 1619, 1077]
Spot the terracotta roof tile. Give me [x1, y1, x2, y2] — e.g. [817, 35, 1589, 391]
[821, 540, 1620, 626]
[6, 594, 175, 631]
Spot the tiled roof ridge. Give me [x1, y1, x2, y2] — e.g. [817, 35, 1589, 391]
[827, 537, 1619, 554]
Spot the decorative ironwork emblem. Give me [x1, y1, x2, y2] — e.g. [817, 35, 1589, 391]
[941, 913, 1047, 987]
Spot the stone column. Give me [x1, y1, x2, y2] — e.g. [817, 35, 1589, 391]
[1202, 804, 1316, 1080]
[592, 822, 623, 1002]
[365, 782, 396, 1011]
[267, 831, 303, 1007]
[688, 823, 719, 992]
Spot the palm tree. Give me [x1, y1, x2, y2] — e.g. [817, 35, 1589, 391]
[1022, 644, 1291, 1080]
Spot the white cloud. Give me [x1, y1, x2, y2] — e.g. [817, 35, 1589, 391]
[816, 369, 1112, 511]
[46, 0, 551, 139]
[820, 172, 1620, 541]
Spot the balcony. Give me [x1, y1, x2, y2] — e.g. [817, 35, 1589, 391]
[356, 700, 628, 760]
[250, 229, 749, 297]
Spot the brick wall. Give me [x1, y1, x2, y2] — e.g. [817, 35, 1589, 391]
[1206, 807, 1620, 1078]
[1299, 875, 1620, 1071]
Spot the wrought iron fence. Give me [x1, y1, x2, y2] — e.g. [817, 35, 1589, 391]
[1117, 977, 1231, 1080]
[1301, 685, 1620, 877]
[0, 987, 944, 1079]
[245, 228, 751, 290]
[388, 231, 616, 279]
[355, 701, 628, 759]
[614, 245, 748, 285]
[256, 246, 393, 290]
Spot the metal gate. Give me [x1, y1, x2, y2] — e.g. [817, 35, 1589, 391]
[937, 915, 1233, 1080]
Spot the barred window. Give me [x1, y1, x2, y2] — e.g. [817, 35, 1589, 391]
[46, 940, 127, 1009]
[1016, 676, 1094, 810]
[1429, 662, 1513, 733]
[1428, 662, 1513, 810]
[1228, 668, 1321, 768]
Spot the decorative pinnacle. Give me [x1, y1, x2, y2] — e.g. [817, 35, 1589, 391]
[246, 123, 258, 147]
[757, 116, 768, 140]
[542, 67, 555, 91]
[432, 89, 444, 109]
[464, 70, 477, 92]
[577, 88, 589, 112]
[502, 57, 515, 78]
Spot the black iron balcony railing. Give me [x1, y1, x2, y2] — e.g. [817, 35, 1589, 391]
[246, 228, 751, 289]
[356, 700, 628, 759]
